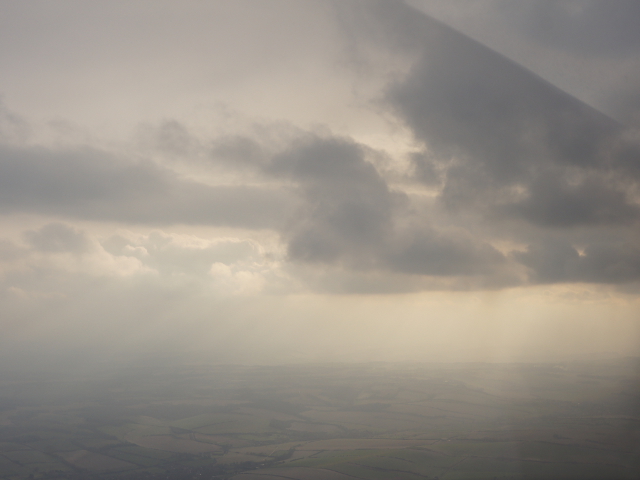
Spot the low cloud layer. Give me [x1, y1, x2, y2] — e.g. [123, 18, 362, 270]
[0, 143, 296, 228]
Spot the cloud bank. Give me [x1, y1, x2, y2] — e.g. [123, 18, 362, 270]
[0, 0, 639, 364]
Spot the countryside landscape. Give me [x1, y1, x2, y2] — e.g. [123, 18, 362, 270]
[1, 359, 638, 480]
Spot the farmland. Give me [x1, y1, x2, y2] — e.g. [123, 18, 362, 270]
[0, 359, 638, 479]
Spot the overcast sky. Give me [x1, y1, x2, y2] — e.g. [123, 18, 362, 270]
[1, 0, 639, 368]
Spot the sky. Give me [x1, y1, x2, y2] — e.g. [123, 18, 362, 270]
[1, 0, 639, 368]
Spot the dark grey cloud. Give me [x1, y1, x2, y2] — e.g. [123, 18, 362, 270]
[269, 135, 508, 278]
[385, 227, 505, 277]
[408, 1, 640, 62]
[382, 3, 639, 226]
[515, 0, 640, 57]
[607, 76, 640, 128]
[516, 238, 640, 284]
[208, 131, 509, 279]
[507, 172, 639, 227]
[273, 136, 397, 266]
[404, 0, 640, 127]
[0, 144, 295, 228]
[350, 2, 640, 286]
[143, 113, 639, 288]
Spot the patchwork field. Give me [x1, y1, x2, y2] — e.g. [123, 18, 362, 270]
[0, 359, 638, 479]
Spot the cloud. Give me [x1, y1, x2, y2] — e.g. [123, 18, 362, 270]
[411, 0, 640, 59]
[103, 231, 271, 280]
[0, 223, 150, 285]
[506, 171, 639, 227]
[386, 8, 638, 213]
[0, 115, 514, 289]
[0, 100, 30, 144]
[0, 143, 296, 228]
[268, 135, 510, 280]
[273, 136, 396, 265]
[2, 1, 640, 371]
[1, 1, 638, 293]
[382, 4, 640, 226]
[0, 225, 281, 364]
[24, 222, 90, 253]
[351, 1, 640, 287]
[210, 130, 511, 283]
[516, 238, 640, 284]
[150, 120, 197, 157]
[516, 0, 640, 57]
[1, 224, 280, 304]
[211, 135, 266, 168]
